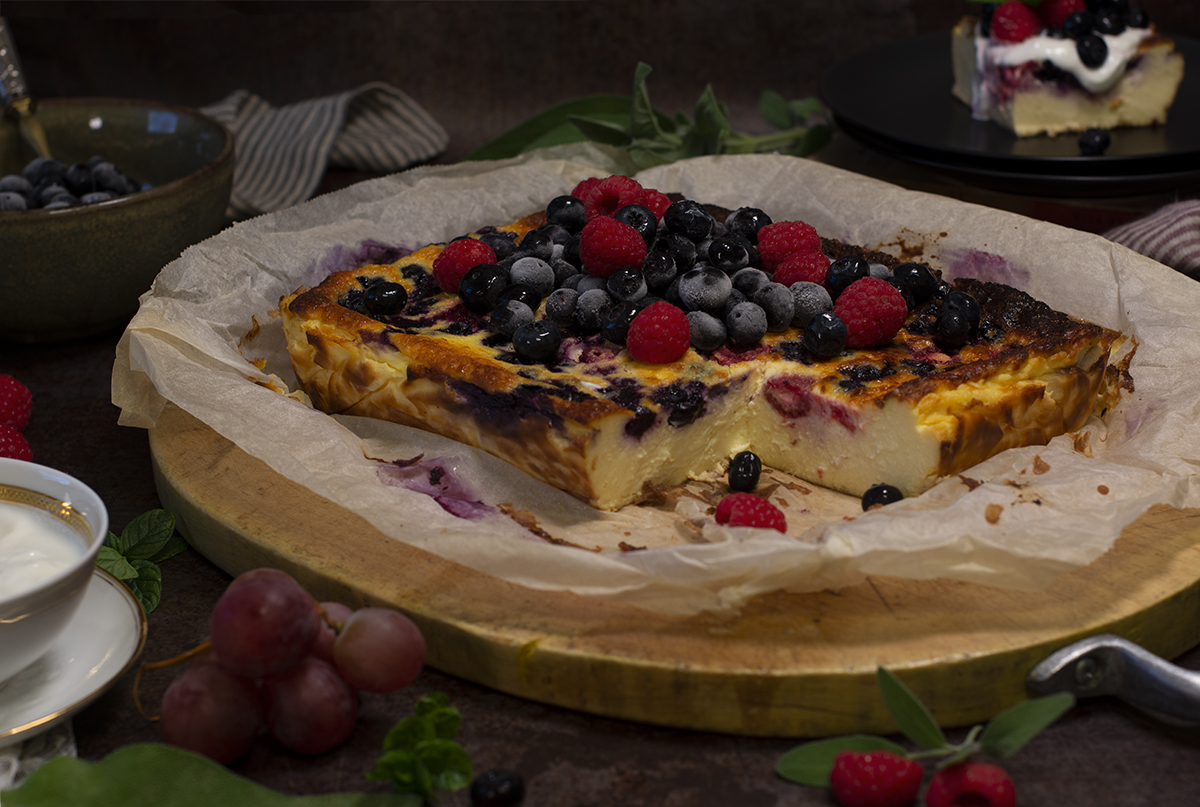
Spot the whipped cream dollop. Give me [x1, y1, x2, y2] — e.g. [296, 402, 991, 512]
[0, 501, 87, 599]
[978, 25, 1152, 94]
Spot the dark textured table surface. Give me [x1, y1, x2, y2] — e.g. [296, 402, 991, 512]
[3, 268, 1200, 807]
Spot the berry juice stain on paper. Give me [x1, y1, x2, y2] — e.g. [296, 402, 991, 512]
[941, 248, 1031, 290]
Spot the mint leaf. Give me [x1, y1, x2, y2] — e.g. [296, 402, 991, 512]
[120, 509, 177, 560]
[416, 739, 473, 792]
[373, 693, 471, 801]
[367, 750, 435, 802]
[776, 735, 908, 786]
[630, 61, 666, 141]
[980, 692, 1074, 759]
[96, 545, 137, 580]
[877, 667, 947, 750]
[566, 115, 632, 147]
[383, 714, 437, 752]
[128, 559, 164, 614]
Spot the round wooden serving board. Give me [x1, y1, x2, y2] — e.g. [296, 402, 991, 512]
[149, 403, 1200, 738]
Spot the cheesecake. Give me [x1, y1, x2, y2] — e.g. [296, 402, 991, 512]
[280, 182, 1125, 511]
[951, 11, 1185, 137]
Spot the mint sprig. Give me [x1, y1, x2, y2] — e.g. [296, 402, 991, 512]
[776, 666, 1074, 787]
[95, 509, 188, 613]
[367, 692, 473, 803]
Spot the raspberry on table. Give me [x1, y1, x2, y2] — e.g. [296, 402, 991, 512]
[583, 174, 645, 220]
[713, 492, 787, 532]
[925, 761, 1016, 807]
[832, 276, 908, 349]
[432, 238, 497, 294]
[991, 0, 1043, 42]
[579, 215, 649, 279]
[773, 249, 830, 287]
[0, 423, 32, 461]
[829, 750, 922, 807]
[626, 301, 691, 364]
[757, 220, 822, 272]
[0, 375, 32, 431]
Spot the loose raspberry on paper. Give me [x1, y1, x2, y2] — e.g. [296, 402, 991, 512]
[626, 301, 691, 364]
[431, 238, 496, 294]
[925, 761, 1016, 807]
[0, 375, 32, 431]
[991, 0, 1043, 42]
[757, 220, 822, 272]
[1038, 0, 1087, 30]
[579, 215, 648, 279]
[829, 750, 923, 807]
[773, 249, 830, 287]
[583, 174, 646, 220]
[832, 276, 908, 349]
[0, 424, 32, 462]
[713, 492, 787, 533]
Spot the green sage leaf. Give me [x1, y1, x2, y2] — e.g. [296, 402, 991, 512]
[464, 94, 633, 161]
[980, 692, 1075, 759]
[692, 84, 730, 154]
[630, 61, 665, 141]
[877, 667, 947, 750]
[566, 115, 631, 147]
[95, 545, 137, 581]
[759, 89, 793, 130]
[776, 734, 909, 786]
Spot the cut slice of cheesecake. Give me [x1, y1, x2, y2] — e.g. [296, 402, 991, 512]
[951, 16, 1185, 138]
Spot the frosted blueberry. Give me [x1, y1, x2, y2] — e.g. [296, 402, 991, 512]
[731, 267, 770, 296]
[678, 266, 733, 313]
[545, 288, 579, 327]
[574, 288, 613, 333]
[751, 282, 795, 332]
[491, 299, 535, 337]
[790, 281, 833, 328]
[509, 257, 556, 298]
[725, 301, 768, 347]
[687, 310, 727, 352]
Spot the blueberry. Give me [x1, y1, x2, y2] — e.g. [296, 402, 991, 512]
[789, 281, 833, 328]
[574, 288, 613, 333]
[0, 174, 33, 197]
[1079, 127, 1111, 156]
[804, 311, 847, 358]
[364, 280, 408, 316]
[42, 199, 74, 211]
[469, 769, 525, 807]
[546, 195, 586, 233]
[0, 191, 28, 211]
[725, 301, 768, 347]
[731, 267, 770, 296]
[891, 262, 938, 304]
[720, 287, 749, 320]
[936, 309, 972, 350]
[885, 277, 916, 312]
[707, 235, 751, 274]
[80, 190, 117, 205]
[1125, 8, 1149, 27]
[47, 191, 80, 207]
[1063, 10, 1094, 38]
[545, 287, 579, 327]
[687, 310, 727, 352]
[678, 266, 733, 313]
[752, 282, 795, 332]
[826, 255, 870, 299]
[491, 299, 535, 337]
[613, 203, 658, 246]
[1077, 33, 1108, 68]
[1093, 11, 1125, 34]
[724, 206, 772, 243]
[862, 483, 904, 510]
[728, 450, 762, 492]
[477, 232, 517, 262]
[642, 249, 678, 293]
[942, 290, 981, 328]
[459, 264, 510, 314]
[868, 262, 891, 280]
[663, 199, 714, 243]
[91, 164, 129, 195]
[550, 257, 579, 288]
[64, 163, 95, 196]
[606, 265, 648, 302]
[538, 223, 575, 247]
[576, 274, 608, 294]
[515, 228, 554, 261]
[37, 183, 70, 207]
[509, 257, 556, 298]
[22, 156, 66, 186]
[655, 232, 698, 272]
[513, 320, 562, 363]
[603, 297, 658, 345]
[561, 235, 583, 269]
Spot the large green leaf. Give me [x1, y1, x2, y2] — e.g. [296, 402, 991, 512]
[463, 95, 633, 161]
[3, 744, 420, 807]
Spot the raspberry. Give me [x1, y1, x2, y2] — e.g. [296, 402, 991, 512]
[431, 238, 496, 294]
[1037, 0, 1087, 30]
[925, 761, 1016, 807]
[829, 750, 922, 807]
[773, 249, 830, 287]
[0, 423, 32, 462]
[639, 188, 672, 221]
[757, 220, 822, 272]
[0, 375, 32, 431]
[991, 0, 1043, 42]
[578, 215, 648, 279]
[625, 301, 690, 364]
[713, 492, 787, 533]
[832, 277, 908, 349]
[571, 176, 602, 200]
[583, 174, 645, 220]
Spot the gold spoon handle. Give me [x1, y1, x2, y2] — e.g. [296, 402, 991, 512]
[0, 16, 52, 159]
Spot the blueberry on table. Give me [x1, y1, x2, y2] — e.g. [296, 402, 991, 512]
[1079, 127, 1111, 156]
[470, 769, 525, 806]
[862, 483, 904, 510]
[728, 450, 762, 491]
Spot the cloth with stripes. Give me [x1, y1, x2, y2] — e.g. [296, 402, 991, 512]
[1105, 200, 1200, 281]
[200, 82, 448, 220]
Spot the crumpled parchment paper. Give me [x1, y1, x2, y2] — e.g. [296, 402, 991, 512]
[112, 145, 1200, 615]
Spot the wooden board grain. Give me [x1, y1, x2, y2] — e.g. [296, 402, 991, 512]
[148, 403, 1200, 738]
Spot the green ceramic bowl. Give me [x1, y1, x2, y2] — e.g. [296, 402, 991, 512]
[0, 98, 234, 342]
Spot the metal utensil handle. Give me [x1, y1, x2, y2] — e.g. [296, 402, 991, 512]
[1027, 633, 1200, 723]
[0, 16, 31, 105]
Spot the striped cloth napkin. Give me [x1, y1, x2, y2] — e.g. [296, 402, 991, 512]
[201, 82, 448, 220]
[1105, 199, 1200, 281]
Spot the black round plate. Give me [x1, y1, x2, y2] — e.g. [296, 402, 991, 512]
[819, 31, 1200, 195]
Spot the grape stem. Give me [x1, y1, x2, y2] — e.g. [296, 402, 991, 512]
[132, 639, 214, 721]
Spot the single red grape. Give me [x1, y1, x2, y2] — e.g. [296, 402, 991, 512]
[160, 664, 262, 765]
[209, 573, 320, 679]
[261, 656, 358, 755]
[332, 607, 425, 693]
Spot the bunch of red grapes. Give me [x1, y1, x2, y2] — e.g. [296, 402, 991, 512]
[157, 568, 425, 763]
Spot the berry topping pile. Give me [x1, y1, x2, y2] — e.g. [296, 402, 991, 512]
[983, 0, 1153, 74]
[0, 375, 33, 461]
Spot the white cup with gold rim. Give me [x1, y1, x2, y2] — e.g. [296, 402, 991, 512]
[0, 458, 108, 684]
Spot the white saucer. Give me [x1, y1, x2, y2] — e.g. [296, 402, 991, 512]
[0, 568, 147, 748]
